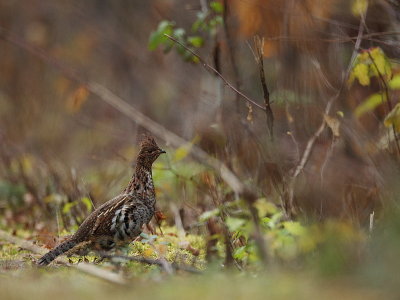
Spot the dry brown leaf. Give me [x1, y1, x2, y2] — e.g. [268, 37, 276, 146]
[36, 228, 58, 249]
[324, 114, 340, 137]
[246, 103, 254, 123]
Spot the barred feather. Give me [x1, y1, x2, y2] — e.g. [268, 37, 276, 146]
[37, 239, 77, 266]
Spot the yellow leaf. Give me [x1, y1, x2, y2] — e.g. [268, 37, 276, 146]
[143, 248, 154, 257]
[173, 137, 199, 162]
[354, 93, 385, 118]
[384, 103, 400, 132]
[389, 74, 400, 90]
[353, 63, 370, 86]
[20, 154, 34, 175]
[283, 221, 306, 236]
[351, 0, 368, 16]
[254, 198, 278, 217]
[370, 47, 392, 78]
[173, 144, 191, 162]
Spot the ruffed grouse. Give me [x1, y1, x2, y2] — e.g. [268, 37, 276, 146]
[37, 135, 165, 266]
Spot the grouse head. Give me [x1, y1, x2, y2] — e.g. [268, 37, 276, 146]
[137, 134, 165, 167]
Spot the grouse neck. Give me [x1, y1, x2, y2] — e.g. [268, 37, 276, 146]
[124, 164, 155, 200]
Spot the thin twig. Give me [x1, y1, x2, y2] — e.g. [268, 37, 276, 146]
[254, 36, 274, 139]
[369, 210, 374, 234]
[164, 34, 266, 111]
[0, 230, 127, 285]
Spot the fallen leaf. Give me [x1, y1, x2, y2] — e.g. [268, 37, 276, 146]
[324, 114, 340, 137]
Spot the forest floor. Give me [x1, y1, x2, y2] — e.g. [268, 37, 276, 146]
[0, 227, 394, 300]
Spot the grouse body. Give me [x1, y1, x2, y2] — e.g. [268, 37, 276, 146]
[37, 135, 165, 266]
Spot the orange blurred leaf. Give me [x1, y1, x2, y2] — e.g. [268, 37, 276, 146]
[155, 244, 168, 256]
[66, 86, 89, 113]
[155, 210, 167, 221]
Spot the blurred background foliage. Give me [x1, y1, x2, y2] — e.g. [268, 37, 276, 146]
[1, 0, 400, 298]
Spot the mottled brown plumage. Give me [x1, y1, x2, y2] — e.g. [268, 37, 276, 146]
[37, 135, 165, 266]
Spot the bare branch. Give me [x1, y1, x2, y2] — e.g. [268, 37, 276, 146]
[254, 36, 274, 139]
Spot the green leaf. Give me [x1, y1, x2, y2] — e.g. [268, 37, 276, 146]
[191, 56, 200, 64]
[210, 1, 224, 13]
[226, 217, 246, 232]
[192, 12, 207, 32]
[148, 21, 174, 50]
[283, 221, 306, 236]
[389, 75, 400, 90]
[354, 93, 386, 118]
[199, 208, 220, 222]
[148, 32, 160, 50]
[254, 198, 278, 217]
[209, 16, 223, 29]
[81, 196, 93, 212]
[233, 246, 247, 260]
[261, 217, 271, 225]
[268, 212, 283, 229]
[187, 36, 204, 48]
[62, 201, 77, 214]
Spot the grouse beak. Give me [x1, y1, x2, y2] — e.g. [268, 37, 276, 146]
[159, 149, 166, 154]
